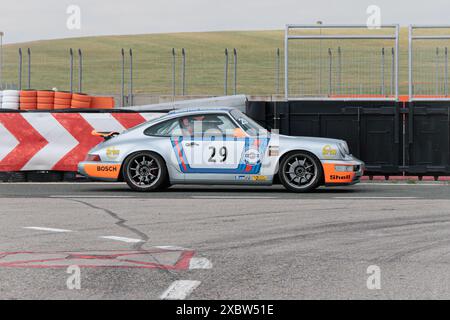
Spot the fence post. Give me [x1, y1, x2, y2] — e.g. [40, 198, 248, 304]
[181, 48, 186, 96]
[172, 48, 176, 97]
[121, 48, 125, 107]
[78, 49, 83, 93]
[129, 48, 133, 106]
[18, 48, 22, 90]
[233, 48, 237, 95]
[69, 48, 74, 93]
[391, 47, 395, 96]
[446, 47, 449, 96]
[328, 48, 332, 96]
[436, 47, 440, 96]
[224, 48, 229, 95]
[381, 47, 385, 96]
[276, 48, 280, 95]
[27, 48, 31, 89]
[337, 47, 342, 95]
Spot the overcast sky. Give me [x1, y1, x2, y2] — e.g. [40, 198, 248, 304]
[1, 0, 449, 43]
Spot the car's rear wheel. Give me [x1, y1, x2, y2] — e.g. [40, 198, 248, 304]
[123, 151, 167, 192]
[279, 151, 323, 192]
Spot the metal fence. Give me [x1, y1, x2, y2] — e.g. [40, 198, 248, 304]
[1, 46, 285, 105]
[284, 24, 399, 100]
[5, 24, 450, 103]
[409, 25, 450, 100]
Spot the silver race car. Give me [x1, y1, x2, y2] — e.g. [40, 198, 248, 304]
[78, 108, 364, 192]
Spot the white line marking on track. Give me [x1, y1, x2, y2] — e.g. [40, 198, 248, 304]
[49, 195, 135, 198]
[100, 236, 144, 243]
[155, 245, 191, 251]
[192, 196, 276, 199]
[23, 226, 72, 233]
[189, 258, 213, 270]
[160, 280, 201, 300]
[334, 196, 418, 199]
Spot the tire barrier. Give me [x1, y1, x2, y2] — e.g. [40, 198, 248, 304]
[20, 90, 37, 110]
[10, 90, 115, 111]
[54, 91, 72, 110]
[90, 96, 115, 109]
[0, 112, 163, 172]
[37, 90, 55, 110]
[1, 90, 20, 110]
[71, 93, 92, 109]
[247, 99, 450, 177]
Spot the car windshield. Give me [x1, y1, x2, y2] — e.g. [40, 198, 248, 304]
[230, 109, 267, 136]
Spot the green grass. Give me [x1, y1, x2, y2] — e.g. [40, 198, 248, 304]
[1, 28, 447, 96]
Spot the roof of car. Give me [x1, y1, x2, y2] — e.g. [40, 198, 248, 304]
[167, 107, 236, 115]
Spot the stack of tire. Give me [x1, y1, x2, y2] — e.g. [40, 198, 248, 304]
[71, 93, 92, 109]
[54, 91, 72, 109]
[19, 90, 38, 110]
[1, 90, 20, 110]
[37, 90, 55, 110]
[90, 96, 115, 109]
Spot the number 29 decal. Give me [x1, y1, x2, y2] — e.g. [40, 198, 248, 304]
[208, 146, 227, 163]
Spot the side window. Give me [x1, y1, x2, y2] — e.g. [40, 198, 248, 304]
[144, 118, 182, 136]
[179, 114, 239, 136]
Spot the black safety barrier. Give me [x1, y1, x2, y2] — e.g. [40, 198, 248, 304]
[406, 101, 450, 176]
[247, 99, 450, 177]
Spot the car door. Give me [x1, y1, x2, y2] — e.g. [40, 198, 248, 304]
[170, 113, 268, 183]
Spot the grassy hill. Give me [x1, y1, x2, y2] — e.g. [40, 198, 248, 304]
[0, 28, 444, 97]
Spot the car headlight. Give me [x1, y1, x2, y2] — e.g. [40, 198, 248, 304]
[338, 142, 350, 156]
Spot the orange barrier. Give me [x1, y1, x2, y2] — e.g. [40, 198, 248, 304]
[54, 91, 72, 99]
[20, 90, 115, 110]
[37, 91, 55, 110]
[71, 93, 92, 109]
[53, 91, 72, 109]
[19, 103, 38, 110]
[90, 96, 115, 109]
[71, 100, 91, 109]
[72, 93, 91, 102]
[19, 90, 37, 110]
[20, 90, 37, 98]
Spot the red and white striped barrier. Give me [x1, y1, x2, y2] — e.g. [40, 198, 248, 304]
[0, 112, 163, 172]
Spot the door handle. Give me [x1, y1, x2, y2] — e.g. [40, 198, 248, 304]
[185, 142, 199, 147]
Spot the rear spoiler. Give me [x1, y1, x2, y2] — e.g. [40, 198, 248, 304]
[91, 130, 120, 141]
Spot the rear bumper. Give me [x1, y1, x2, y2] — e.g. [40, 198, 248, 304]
[78, 161, 121, 182]
[321, 157, 364, 186]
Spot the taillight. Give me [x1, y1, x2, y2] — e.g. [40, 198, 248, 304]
[86, 154, 101, 161]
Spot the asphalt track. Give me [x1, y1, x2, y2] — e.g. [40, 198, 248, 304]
[1, 182, 450, 299]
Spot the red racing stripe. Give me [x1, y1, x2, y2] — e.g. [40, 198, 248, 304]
[0, 113, 48, 171]
[174, 139, 187, 171]
[52, 113, 103, 171]
[111, 113, 146, 129]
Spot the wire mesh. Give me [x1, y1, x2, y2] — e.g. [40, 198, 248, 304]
[287, 38, 397, 99]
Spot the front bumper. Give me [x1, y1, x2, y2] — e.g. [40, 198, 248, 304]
[321, 157, 364, 186]
[78, 161, 121, 182]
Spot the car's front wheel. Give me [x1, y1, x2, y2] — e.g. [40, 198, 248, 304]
[279, 151, 323, 192]
[123, 151, 168, 192]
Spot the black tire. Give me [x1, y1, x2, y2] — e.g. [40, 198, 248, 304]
[123, 151, 168, 192]
[278, 151, 323, 193]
